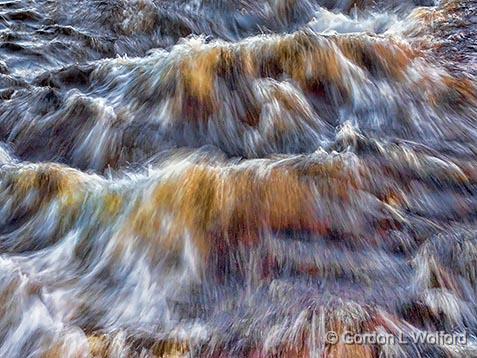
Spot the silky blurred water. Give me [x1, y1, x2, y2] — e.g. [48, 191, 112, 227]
[1, 0, 477, 357]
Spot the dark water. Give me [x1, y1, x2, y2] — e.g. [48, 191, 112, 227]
[1, 0, 477, 357]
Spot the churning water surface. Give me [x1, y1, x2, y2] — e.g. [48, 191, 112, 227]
[1, 0, 477, 357]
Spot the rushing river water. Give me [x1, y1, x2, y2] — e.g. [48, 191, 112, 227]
[1, 0, 477, 357]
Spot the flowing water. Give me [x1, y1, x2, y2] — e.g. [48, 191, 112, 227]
[1, 0, 477, 357]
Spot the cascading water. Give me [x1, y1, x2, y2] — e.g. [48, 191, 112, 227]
[1, 0, 477, 357]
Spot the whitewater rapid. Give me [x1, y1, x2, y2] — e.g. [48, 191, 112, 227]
[1, 0, 477, 357]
